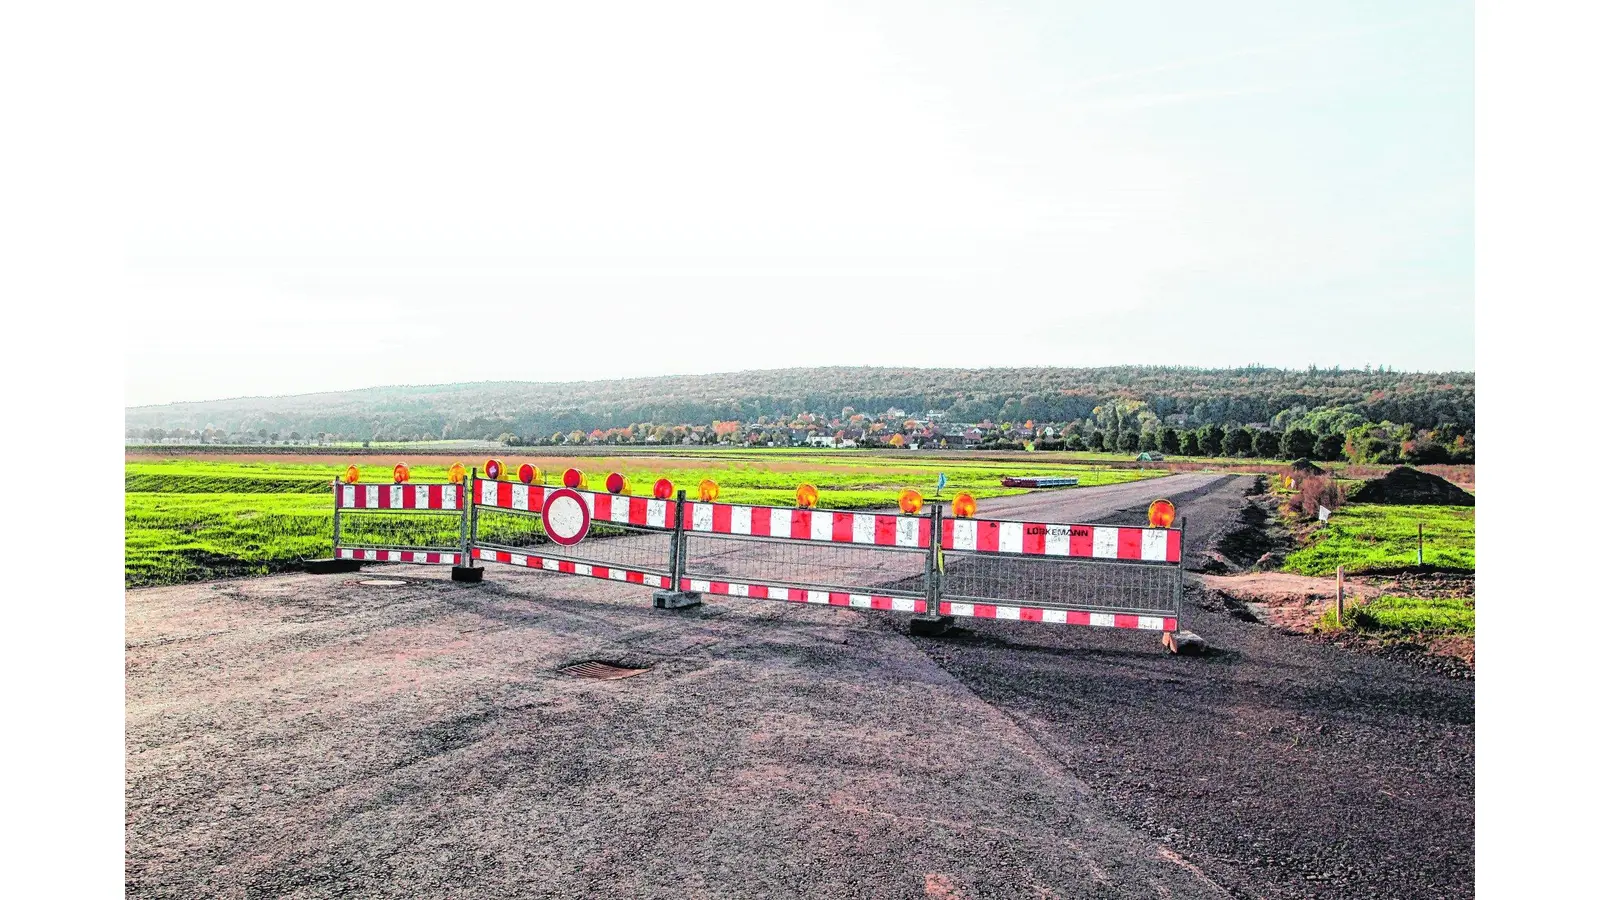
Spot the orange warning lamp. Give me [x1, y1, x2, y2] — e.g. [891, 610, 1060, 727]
[518, 463, 540, 485]
[898, 489, 923, 514]
[698, 479, 720, 502]
[654, 478, 674, 500]
[484, 458, 503, 480]
[605, 472, 627, 494]
[447, 463, 467, 484]
[1148, 498, 1176, 528]
[392, 463, 410, 484]
[563, 468, 585, 489]
[796, 483, 819, 509]
[951, 492, 977, 518]
[344, 465, 360, 483]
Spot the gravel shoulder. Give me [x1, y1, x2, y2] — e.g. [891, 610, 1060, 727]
[127, 570, 1229, 898]
[127, 473, 1473, 899]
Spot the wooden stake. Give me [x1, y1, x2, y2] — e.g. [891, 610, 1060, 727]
[1336, 565, 1345, 627]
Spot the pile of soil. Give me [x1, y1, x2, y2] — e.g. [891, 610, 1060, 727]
[1288, 457, 1326, 476]
[1349, 466, 1475, 506]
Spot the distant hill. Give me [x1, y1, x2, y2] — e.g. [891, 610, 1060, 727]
[125, 365, 1474, 442]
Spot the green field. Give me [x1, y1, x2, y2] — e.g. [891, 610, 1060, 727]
[1316, 594, 1475, 637]
[125, 453, 1164, 588]
[1281, 504, 1475, 576]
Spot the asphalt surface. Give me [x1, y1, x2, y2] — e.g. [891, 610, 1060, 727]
[126, 473, 1473, 899]
[970, 473, 1232, 526]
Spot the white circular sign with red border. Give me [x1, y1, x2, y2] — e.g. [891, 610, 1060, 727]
[542, 487, 591, 546]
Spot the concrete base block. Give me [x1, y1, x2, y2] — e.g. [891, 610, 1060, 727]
[652, 590, 703, 610]
[1163, 630, 1208, 656]
[451, 566, 484, 583]
[306, 558, 362, 574]
[908, 614, 956, 636]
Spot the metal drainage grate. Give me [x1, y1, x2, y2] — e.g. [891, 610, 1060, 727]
[558, 660, 651, 681]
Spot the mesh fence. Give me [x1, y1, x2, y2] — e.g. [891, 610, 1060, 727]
[940, 550, 1180, 616]
[336, 510, 463, 553]
[473, 507, 673, 576]
[682, 532, 928, 598]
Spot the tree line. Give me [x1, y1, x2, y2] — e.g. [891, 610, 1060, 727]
[125, 364, 1474, 447]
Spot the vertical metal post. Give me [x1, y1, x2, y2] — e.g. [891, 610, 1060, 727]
[331, 477, 342, 556]
[924, 502, 942, 616]
[1417, 523, 1424, 566]
[469, 468, 479, 567]
[669, 489, 687, 590]
[458, 472, 472, 566]
[1175, 516, 1187, 632]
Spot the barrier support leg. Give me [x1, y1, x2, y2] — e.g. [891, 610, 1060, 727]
[653, 489, 701, 609]
[909, 502, 953, 635]
[453, 471, 480, 583]
[307, 558, 363, 574]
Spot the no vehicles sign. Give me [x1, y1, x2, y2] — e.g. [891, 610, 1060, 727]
[542, 488, 591, 546]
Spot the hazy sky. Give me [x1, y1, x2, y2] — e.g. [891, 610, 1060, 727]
[124, 0, 1472, 407]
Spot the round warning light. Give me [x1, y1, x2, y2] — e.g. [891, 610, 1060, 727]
[606, 472, 627, 494]
[484, 458, 503, 481]
[698, 479, 720, 502]
[796, 483, 819, 508]
[344, 465, 360, 484]
[563, 467, 585, 489]
[392, 463, 410, 484]
[518, 463, 540, 485]
[447, 463, 467, 484]
[1148, 498, 1176, 528]
[951, 492, 977, 518]
[898, 489, 923, 514]
[653, 478, 674, 500]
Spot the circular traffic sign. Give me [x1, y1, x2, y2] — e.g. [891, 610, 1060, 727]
[542, 487, 591, 546]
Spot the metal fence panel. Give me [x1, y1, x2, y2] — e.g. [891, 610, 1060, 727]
[332, 479, 466, 565]
[941, 550, 1180, 616]
[680, 530, 929, 611]
[472, 506, 674, 578]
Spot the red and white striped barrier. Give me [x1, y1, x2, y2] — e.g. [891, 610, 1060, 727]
[941, 518, 1180, 563]
[679, 577, 927, 613]
[938, 600, 1175, 632]
[473, 481, 931, 549]
[681, 501, 930, 548]
[337, 547, 462, 565]
[473, 481, 676, 529]
[337, 482, 463, 510]
[451, 476, 1185, 642]
[471, 547, 672, 588]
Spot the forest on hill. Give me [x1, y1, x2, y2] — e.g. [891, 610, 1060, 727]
[127, 365, 1473, 455]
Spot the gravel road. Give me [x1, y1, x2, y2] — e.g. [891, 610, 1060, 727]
[126, 473, 1472, 899]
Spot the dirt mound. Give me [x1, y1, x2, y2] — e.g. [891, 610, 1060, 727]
[1349, 466, 1474, 506]
[1288, 457, 1325, 476]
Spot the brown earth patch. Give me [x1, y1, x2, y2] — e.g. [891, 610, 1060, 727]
[1198, 571, 1474, 673]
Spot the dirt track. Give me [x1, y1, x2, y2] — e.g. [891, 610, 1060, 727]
[127, 474, 1473, 898]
